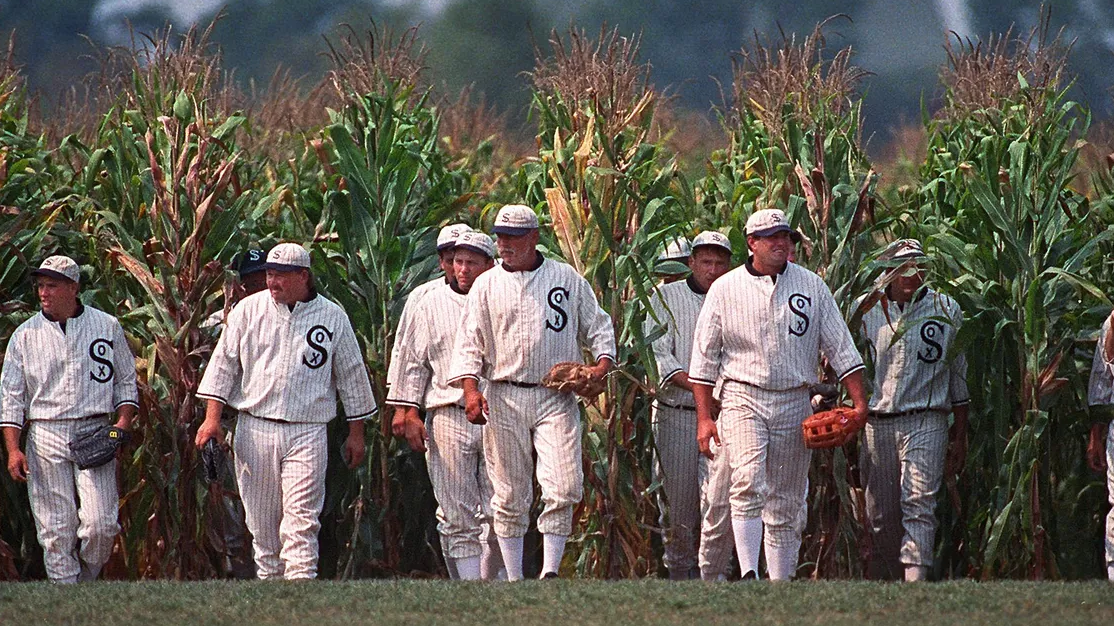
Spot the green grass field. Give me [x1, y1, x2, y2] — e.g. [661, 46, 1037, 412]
[0, 580, 1111, 626]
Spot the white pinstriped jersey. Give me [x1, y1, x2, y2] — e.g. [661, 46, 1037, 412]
[859, 289, 969, 412]
[386, 276, 447, 390]
[448, 256, 616, 385]
[386, 283, 469, 410]
[689, 262, 863, 389]
[646, 278, 705, 408]
[1089, 317, 1114, 406]
[197, 291, 377, 422]
[0, 306, 139, 428]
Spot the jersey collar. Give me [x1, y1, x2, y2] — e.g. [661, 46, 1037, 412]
[500, 252, 545, 273]
[686, 275, 708, 295]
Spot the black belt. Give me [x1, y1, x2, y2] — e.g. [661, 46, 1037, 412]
[656, 400, 696, 411]
[496, 380, 539, 389]
[869, 409, 943, 420]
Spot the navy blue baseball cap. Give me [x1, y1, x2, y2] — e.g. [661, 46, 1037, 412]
[236, 248, 269, 278]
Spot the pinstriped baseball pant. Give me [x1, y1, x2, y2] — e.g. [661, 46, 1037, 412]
[484, 384, 582, 538]
[718, 382, 812, 551]
[698, 439, 733, 580]
[233, 414, 327, 580]
[25, 418, 119, 582]
[426, 405, 498, 560]
[1103, 421, 1114, 574]
[860, 411, 948, 576]
[652, 404, 700, 573]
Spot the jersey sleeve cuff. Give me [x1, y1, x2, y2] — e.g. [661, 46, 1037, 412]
[195, 392, 228, 404]
[114, 400, 140, 409]
[951, 399, 970, 407]
[0, 421, 23, 430]
[345, 408, 378, 421]
[836, 363, 866, 381]
[385, 398, 421, 409]
[689, 376, 716, 387]
[447, 374, 480, 387]
[594, 353, 616, 364]
[660, 368, 685, 386]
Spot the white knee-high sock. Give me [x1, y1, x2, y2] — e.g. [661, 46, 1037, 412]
[455, 556, 481, 580]
[541, 533, 567, 577]
[497, 536, 525, 581]
[766, 544, 798, 581]
[481, 540, 505, 580]
[731, 517, 763, 577]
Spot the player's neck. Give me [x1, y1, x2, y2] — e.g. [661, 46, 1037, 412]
[503, 251, 543, 273]
[42, 300, 82, 323]
[746, 258, 787, 278]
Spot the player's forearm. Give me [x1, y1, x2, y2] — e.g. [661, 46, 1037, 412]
[114, 403, 137, 430]
[462, 378, 480, 396]
[2, 427, 20, 455]
[347, 419, 365, 439]
[667, 371, 694, 392]
[203, 399, 225, 426]
[951, 403, 969, 437]
[840, 369, 868, 409]
[693, 383, 716, 424]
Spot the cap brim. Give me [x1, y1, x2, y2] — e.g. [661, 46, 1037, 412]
[456, 243, 494, 259]
[436, 242, 458, 251]
[493, 226, 537, 236]
[747, 225, 792, 238]
[30, 268, 78, 283]
[789, 230, 803, 243]
[261, 262, 309, 272]
[692, 243, 732, 254]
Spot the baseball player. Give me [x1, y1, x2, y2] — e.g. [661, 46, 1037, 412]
[386, 223, 472, 393]
[654, 237, 692, 284]
[194, 243, 377, 580]
[690, 208, 868, 581]
[447, 204, 616, 580]
[1087, 310, 1114, 581]
[203, 247, 270, 331]
[645, 230, 733, 580]
[856, 239, 969, 582]
[1, 255, 139, 583]
[388, 231, 502, 580]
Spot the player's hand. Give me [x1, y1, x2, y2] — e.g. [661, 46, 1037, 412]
[851, 403, 869, 427]
[1088, 424, 1108, 473]
[697, 418, 720, 460]
[194, 419, 225, 449]
[344, 428, 366, 469]
[6, 449, 28, 482]
[945, 433, 968, 476]
[588, 360, 610, 382]
[402, 414, 427, 453]
[391, 407, 409, 439]
[465, 389, 488, 425]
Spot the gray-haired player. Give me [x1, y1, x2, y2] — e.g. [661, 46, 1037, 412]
[1087, 309, 1114, 581]
[646, 230, 733, 580]
[195, 243, 377, 580]
[1, 255, 139, 583]
[856, 239, 969, 582]
[448, 204, 616, 580]
[691, 209, 868, 581]
[388, 231, 502, 580]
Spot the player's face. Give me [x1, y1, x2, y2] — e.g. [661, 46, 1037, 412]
[747, 231, 792, 268]
[36, 276, 79, 320]
[240, 271, 268, 296]
[889, 266, 926, 301]
[453, 249, 495, 292]
[438, 249, 456, 274]
[495, 230, 539, 270]
[689, 247, 732, 292]
[266, 268, 311, 305]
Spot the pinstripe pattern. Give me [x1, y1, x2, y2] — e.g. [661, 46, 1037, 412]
[858, 290, 967, 576]
[386, 276, 446, 392]
[0, 305, 137, 583]
[25, 417, 118, 582]
[698, 439, 733, 580]
[645, 279, 711, 576]
[860, 411, 948, 576]
[860, 290, 969, 413]
[384, 284, 501, 577]
[1088, 319, 1114, 574]
[1106, 421, 1114, 575]
[483, 384, 582, 537]
[196, 291, 377, 423]
[0, 307, 139, 428]
[233, 415, 327, 580]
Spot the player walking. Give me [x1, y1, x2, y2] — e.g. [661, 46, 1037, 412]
[388, 231, 503, 580]
[856, 239, 969, 582]
[1, 255, 139, 583]
[1087, 308, 1114, 581]
[690, 209, 868, 581]
[645, 230, 733, 580]
[447, 204, 615, 580]
[195, 243, 377, 580]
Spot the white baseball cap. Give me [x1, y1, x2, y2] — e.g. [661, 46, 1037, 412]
[31, 255, 81, 283]
[263, 243, 311, 271]
[436, 223, 473, 251]
[880, 238, 927, 261]
[745, 209, 792, 237]
[454, 231, 496, 259]
[492, 204, 540, 236]
[691, 230, 732, 254]
[657, 237, 692, 262]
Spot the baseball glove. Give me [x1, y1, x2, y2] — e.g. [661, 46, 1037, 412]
[801, 406, 865, 449]
[69, 425, 131, 470]
[202, 439, 229, 484]
[542, 362, 607, 399]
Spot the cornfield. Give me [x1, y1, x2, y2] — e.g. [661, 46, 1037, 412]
[0, 13, 1112, 581]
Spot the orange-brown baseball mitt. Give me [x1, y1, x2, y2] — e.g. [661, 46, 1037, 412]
[801, 406, 865, 449]
[542, 362, 606, 399]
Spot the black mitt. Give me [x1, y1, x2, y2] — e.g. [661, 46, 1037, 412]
[69, 425, 130, 470]
[202, 439, 229, 484]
